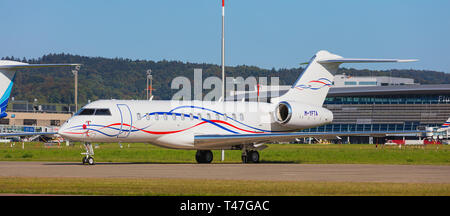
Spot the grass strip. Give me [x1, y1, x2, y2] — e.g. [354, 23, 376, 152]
[1, 177, 449, 196]
[1, 143, 449, 165]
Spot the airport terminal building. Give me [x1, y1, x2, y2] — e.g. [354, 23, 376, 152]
[315, 84, 450, 143]
[230, 76, 450, 143]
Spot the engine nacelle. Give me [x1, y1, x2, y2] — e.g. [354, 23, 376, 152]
[274, 101, 333, 129]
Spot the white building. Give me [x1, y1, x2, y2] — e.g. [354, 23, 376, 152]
[333, 74, 415, 88]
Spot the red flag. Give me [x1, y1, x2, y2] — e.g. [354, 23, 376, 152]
[222, 0, 224, 7]
[257, 84, 260, 97]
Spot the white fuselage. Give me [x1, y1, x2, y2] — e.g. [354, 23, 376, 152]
[58, 100, 333, 149]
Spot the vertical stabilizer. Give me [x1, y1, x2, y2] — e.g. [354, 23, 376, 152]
[0, 60, 81, 119]
[274, 50, 418, 107]
[0, 69, 15, 118]
[275, 50, 341, 106]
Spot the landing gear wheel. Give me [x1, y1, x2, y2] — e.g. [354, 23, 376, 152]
[242, 150, 259, 163]
[87, 156, 95, 165]
[195, 150, 213, 163]
[82, 142, 95, 165]
[248, 150, 260, 163]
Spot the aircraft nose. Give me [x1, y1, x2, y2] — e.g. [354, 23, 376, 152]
[57, 123, 67, 136]
[58, 121, 72, 138]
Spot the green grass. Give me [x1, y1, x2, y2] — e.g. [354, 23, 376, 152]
[0, 142, 449, 165]
[1, 177, 449, 196]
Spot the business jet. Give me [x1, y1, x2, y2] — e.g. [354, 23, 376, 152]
[0, 59, 80, 136]
[57, 50, 421, 165]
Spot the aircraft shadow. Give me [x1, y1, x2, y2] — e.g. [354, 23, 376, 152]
[43, 161, 298, 166]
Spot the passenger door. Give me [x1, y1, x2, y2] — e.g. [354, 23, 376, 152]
[117, 104, 133, 138]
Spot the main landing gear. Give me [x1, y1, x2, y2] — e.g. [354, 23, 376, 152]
[195, 150, 214, 163]
[241, 150, 260, 163]
[194, 149, 260, 164]
[82, 142, 95, 165]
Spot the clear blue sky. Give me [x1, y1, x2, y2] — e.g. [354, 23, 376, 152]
[1, 0, 449, 72]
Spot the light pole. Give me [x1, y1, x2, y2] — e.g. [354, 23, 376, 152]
[146, 69, 152, 100]
[72, 65, 81, 112]
[221, 0, 225, 101]
[221, 0, 225, 161]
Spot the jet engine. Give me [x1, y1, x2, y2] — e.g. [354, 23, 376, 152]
[274, 101, 333, 129]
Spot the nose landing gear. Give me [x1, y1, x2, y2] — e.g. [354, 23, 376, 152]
[82, 142, 95, 165]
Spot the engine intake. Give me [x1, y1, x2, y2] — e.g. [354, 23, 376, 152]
[275, 101, 292, 124]
[274, 101, 334, 129]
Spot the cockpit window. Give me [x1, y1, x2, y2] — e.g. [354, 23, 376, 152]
[95, 109, 111, 116]
[76, 108, 111, 116]
[78, 109, 96, 115]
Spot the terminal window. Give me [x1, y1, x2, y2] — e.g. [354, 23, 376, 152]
[50, 120, 60, 126]
[358, 81, 377, 85]
[23, 119, 37, 126]
[0, 119, 9, 125]
[344, 81, 357, 85]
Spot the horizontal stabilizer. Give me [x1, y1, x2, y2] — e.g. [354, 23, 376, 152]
[318, 58, 418, 64]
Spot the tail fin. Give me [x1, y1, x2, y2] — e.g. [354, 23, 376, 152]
[274, 50, 418, 106]
[0, 71, 14, 118]
[0, 60, 81, 119]
[275, 50, 341, 106]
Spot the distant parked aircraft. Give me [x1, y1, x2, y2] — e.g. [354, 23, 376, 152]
[0, 60, 80, 136]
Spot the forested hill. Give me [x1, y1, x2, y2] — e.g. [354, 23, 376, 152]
[2, 53, 449, 104]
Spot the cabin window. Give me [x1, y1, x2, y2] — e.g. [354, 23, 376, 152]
[216, 114, 221, 120]
[172, 113, 177, 120]
[232, 113, 237, 120]
[239, 113, 244, 121]
[155, 114, 159, 120]
[137, 113, 142, 120]
[181, 113, 185, 120]
[189, 113, 194, 120]
[197, 113, 202, 120]
[146, 113, 151, 120]
[206, 113, 211, 120]
[224, 114, 228, 121]
[163, 113, 168, 120]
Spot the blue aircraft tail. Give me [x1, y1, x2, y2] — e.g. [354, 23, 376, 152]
[0, 69, 15, 119]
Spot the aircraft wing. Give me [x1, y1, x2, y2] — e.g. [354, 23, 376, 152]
[0, 132, 57, 137]
[0, 64, 81, 69]
[194, 130, 426, 148]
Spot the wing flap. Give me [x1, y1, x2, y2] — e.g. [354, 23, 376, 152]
[194, 130, 426, 148]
